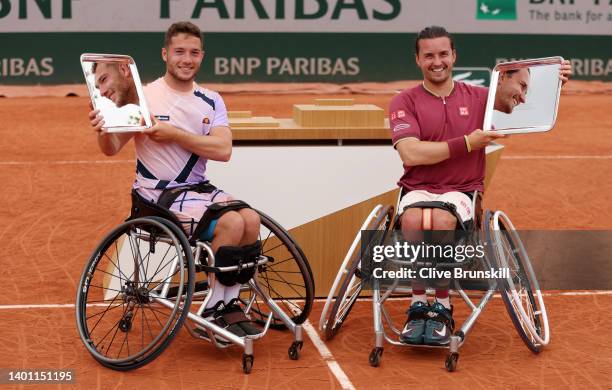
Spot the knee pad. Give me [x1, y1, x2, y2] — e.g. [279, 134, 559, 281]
[213, 241, 262, 286]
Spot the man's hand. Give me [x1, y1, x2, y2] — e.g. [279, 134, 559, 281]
[559, 59, 572, 85]
[88, 102, 105, 133]
[466, 129, 506, 151]
[143, 116, 180, 143]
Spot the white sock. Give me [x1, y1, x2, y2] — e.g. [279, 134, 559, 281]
[205, 282, 226, 309]
[223, 283, 242, 303]
[411, 294, 427, 305]
[436, 297, 451, 309]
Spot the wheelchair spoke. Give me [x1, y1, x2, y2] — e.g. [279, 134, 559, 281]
[94, 302, 130, 352]
[259, 276, 302, 311]
[85, 303, 124, 321]
[87, 284, 124, 294]
[103, 251, 131, 285]
[266, 256, 296, 268]
[88, 293, 124, 335]
[142, 245, 175, 287]
[259, 272, 305, 299]
[262, 241, 284, 254]
[260, 275, 305, 293]
[144, 302, 166, 329]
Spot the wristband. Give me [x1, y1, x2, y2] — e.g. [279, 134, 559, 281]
[464, 135, 472, 153]
[447, 136, 470, 159]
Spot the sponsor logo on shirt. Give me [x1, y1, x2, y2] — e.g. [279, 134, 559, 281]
[397, 110, 406, 118]
[391, 112, 397, 120]
[459, 107, 469, 116]
[155, 115, 170, 121]
[393, 123, 411, 132]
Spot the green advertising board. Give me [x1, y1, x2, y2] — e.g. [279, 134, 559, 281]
[0, 0, 610, 84]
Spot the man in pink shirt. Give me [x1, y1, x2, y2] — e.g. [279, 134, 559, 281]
[89, 22, 261, 337]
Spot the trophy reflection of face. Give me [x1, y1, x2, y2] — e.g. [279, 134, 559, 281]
[494, 68, 530, 114]
[93, 62, 139, 107]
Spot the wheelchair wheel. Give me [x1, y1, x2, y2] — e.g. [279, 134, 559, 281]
[240, 210, 314, 329]
[321, 205, 394, 340]
[76, 217, 195, 370]
[484, 210, 549, 353]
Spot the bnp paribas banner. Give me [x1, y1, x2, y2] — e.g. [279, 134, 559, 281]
[1, 0, 611, 84]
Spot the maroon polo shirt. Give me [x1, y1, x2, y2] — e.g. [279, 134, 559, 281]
[389, 81, 488, 194]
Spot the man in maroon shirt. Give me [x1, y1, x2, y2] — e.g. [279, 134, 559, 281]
[390, 26, 571, 346]
[389, 25, 505, 346]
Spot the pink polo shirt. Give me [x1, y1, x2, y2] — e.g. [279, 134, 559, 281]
[389, 81, 488, 194]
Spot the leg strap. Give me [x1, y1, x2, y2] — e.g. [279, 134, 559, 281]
[213, 241, 261, 286]
[403, 201, 467, 231]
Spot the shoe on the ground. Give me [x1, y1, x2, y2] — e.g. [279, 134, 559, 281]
[423, 302, 455, 346]
[399, 301, 429, 344]
[219, 299, 262, 336]
[196, 301, 242, 342]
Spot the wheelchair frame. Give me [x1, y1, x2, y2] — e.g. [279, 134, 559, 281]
[76, 195, 314, 374]
[320, 190, 549, 371]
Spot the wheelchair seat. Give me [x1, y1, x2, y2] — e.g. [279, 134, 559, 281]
[128, 189, 184, 230]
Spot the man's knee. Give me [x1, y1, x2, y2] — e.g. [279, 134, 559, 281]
[238, 208, 260, 234]
[401, 209, 422, 231]
[214, 211, 245, 240]
[432, 209, 457, 230]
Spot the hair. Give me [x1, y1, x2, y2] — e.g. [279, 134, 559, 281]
[415, 26, 454, 55]
[91, 62, 119, 75]
[505, 68, 531, 77]
[164, 21, 203, 48]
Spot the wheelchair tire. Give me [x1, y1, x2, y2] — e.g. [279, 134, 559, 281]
[76, 217, 195, 370]
[483, 210, 549, 353]
[322, 205, 394, 340]
[240, 210, 315, 329]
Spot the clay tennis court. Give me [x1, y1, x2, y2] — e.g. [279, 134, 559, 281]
[1, 84, 611, 389]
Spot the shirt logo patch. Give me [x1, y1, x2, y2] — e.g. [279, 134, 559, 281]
[155, 115, 170, 121]
[393, 124, 411, 132]
[391, 112, 397, 120]
[202, 117, 210, 124]
[459, 107, 469, 116]
[397, 110, 406, 118]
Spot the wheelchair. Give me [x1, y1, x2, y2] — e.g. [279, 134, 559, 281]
[76, 186, 314, 374]
[319, 189, 549, 371]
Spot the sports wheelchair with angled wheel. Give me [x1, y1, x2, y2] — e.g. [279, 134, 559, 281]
[320, 189, 549, 371]
[76, 184, 314, 374]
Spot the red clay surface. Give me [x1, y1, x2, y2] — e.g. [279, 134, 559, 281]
[0, 92, 611, 389]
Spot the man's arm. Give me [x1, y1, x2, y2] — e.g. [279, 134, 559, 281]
[89, 108, 134, 156]
[396, 137, 450, 166]
[395, 130, 506, 166]
[143, 119, 232, 162]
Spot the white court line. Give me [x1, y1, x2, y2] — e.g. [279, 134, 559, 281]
[2, 291, 611, 310]
[501, 155, 612, 160]
[2, 155, 612, 166]
[289, 305, 355, 390]
[0, 160, 135, 166]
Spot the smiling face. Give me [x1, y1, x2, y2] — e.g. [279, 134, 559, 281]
[415, 36, 456, 87]
[495, 68, 530, 114]
[93, 63, 137, 107]
[162, 33, 204, 84]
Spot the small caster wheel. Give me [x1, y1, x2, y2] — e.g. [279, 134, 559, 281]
[118, 318, 132, 332]
[288, 341, 303, 360]
[242, 354, 254, 374]
[445, 352, 459, 372]
[368, 347, 383, 367]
